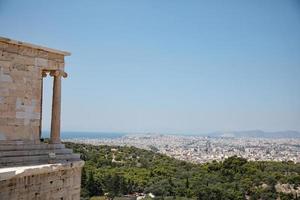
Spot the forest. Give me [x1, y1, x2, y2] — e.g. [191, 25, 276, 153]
[64, 142, 300, 200]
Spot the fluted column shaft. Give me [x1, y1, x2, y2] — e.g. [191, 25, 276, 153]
[50, 71, 61, 144]
[50, 70, 67, 144]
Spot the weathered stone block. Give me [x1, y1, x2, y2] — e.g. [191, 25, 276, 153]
[35, 58, 48, 67]
[18, 46, 37, 57]
[5, 44, 19, 54]
[0, 41, 9, 50]
[37, 50, 48, 59]
[48, 53, 64, 62]
[0, 50, 15, 61]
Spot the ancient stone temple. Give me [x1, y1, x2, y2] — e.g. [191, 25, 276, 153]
[0, 37, 84, 200]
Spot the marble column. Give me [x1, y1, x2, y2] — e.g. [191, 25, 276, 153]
[50, 70, 67, 144]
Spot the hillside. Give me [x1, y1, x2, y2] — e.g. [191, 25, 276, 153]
[64, 142, 300, 200]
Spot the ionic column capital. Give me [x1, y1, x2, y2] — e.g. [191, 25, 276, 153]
[42, 71, 48, 78]
[50, 70, 68, 78]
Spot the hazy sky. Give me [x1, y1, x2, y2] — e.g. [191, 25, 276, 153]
[0, 0, 300, 133]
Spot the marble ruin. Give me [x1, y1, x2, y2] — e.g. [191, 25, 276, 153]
[0, 37, 84, 200]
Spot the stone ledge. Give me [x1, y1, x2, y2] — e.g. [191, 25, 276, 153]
[0, 148, 72, 157]
[0, 153, 81, 166]
[0, 143, 65, 151]
[0, 160, 84, 181]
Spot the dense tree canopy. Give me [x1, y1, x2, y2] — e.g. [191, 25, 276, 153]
[65, 142, 300, 200]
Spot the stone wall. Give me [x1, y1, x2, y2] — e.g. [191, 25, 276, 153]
[0, 162, 83, 200]
[0, 40, 65, 142]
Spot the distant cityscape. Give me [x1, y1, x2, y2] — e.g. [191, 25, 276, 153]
[63, 131, 300, 164]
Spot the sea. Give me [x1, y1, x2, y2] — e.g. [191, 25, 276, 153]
[41, 131, 126, 140]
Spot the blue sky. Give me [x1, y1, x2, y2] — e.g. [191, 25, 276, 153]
[1, 0, 300, 133]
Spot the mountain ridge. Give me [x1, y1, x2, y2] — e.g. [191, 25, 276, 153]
[207, 130, 300, 138]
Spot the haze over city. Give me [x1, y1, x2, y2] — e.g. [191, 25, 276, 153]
[1, 0, 299, 134]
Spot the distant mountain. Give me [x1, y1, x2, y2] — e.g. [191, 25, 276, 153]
[208, 130, 300, 138]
